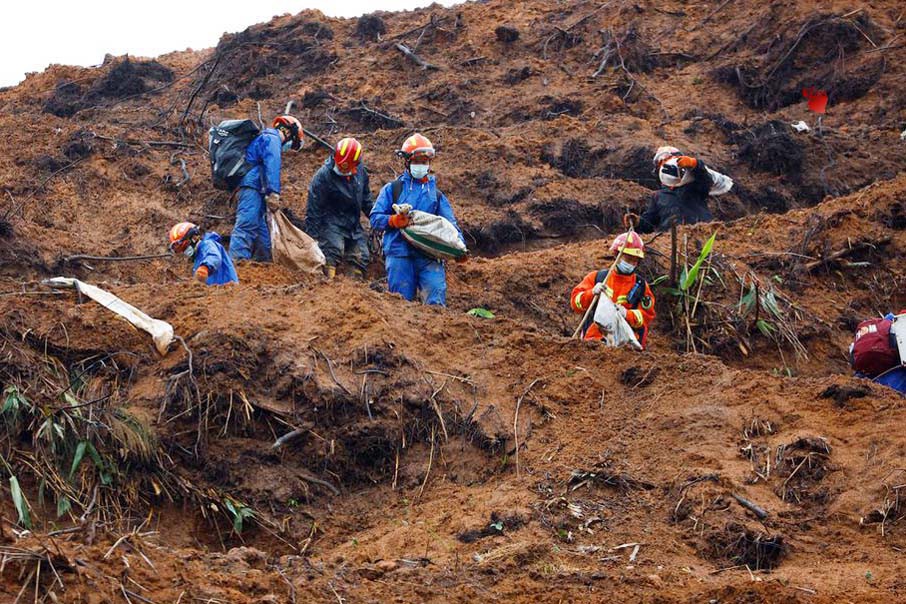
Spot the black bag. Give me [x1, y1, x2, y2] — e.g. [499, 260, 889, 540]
[209, 119, 260, 191]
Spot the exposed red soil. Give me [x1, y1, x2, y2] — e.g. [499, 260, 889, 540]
[1, 0, 905, 602]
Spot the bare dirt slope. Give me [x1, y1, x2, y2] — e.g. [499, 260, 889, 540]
[0, 0, 904, 602]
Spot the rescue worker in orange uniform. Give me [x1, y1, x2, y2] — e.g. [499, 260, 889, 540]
[570, 231, 656, 348]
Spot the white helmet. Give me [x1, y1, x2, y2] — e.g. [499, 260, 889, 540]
[653, 145, 681, 167]
[659, 157, 695, 188]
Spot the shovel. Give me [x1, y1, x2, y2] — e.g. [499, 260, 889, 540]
[571, 223, 637, 340]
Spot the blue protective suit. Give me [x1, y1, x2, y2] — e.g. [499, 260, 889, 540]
[230, 128, 283, 261]
[875, 367, 906, 396]
[194, 232, 239, 285]
[370, 172, 464, 306]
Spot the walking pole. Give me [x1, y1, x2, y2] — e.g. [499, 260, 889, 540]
[571, 221, 637, 340]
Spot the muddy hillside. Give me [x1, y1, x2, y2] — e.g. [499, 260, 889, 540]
[1, 0, 905, 602]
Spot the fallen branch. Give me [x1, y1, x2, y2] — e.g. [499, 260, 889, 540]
[514, 378, 542, 478]
[272, 428, 307, 450]
[394, 43, 441, 70]
[296, 469, 340, 496]
[355, 102, 405, 126]
[731, 492, 769, 520]
[90, 132, 194, 149]
[63, 253, 172, 264]
[169, 153, 190, 188]
[693, 0, 734, 30]
[804, 237, 891, 272]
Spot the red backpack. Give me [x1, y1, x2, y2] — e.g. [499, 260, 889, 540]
[851, 317, 900, 377]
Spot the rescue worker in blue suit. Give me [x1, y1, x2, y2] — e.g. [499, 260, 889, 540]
[229, 115, 303, 262]
[370, 133, 465, 306]
[168, 222, 238, 285]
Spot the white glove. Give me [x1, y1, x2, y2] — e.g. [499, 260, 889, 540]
[592, 282, 606, 296]
[392, 203, 413, 215]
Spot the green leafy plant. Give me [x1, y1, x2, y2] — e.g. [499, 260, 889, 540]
[9, 475, 31, 529]
[223, 497, 255, 534]
[467, 307, 495, 319]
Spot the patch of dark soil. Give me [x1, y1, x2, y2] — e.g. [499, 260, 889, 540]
[736, 121, 803, 176]
[775, 437, 833, 504]
[62, 130, 94, 161]
[458, 512, 526, 542]
[43, 81, 85, 118]
[529, 199, 605, 235]
[206, 18, 338, 105]
[42, 59, 173, 117]
[35, 155, 68, 173]
[713, 13, 883, 110]
[419, 86, 480, 123]
[495, 26, 520, 43]
[93, 58, 174, 99]
[356, 14, 387, 41]
[542, 138, 607, 179]
[876, 201, 906, 230]
[340, 101, 405, 131]
[122, 160, 151, 180]
[599, 24, 657, 73]
[733, 183, 794, 214]
[820, 384, 870, 407]
[464, 211, 538, 254]
[540, 97, 583, 120]
[705, 523, 786, 570]
[302, 89, 334, 108]
[0, 220, 13, 239]
[619, 365, 659, 387]
[503, 66, 533, 85]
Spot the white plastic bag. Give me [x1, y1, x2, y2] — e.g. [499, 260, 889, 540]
[392, 204, 468, 261]
[43, 277, 174, 355]
[893, 313, 906, 365]
[592, 294, 642, 350]
[269, 209, 326, 274]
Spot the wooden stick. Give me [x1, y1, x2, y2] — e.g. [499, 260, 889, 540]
[394, 43, 441, 70]
[63, 253, 172, 263]
[514, 378, 541, 478]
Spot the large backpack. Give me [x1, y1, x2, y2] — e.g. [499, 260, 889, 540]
[209, 119, 260, 191]
[851, 317, 900, 377]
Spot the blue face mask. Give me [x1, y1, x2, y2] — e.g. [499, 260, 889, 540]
[616, 259, 636, 274]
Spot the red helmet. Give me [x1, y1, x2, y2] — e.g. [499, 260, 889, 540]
[334, 137, 363, 174]
[397, 133, 435, 162]
[609, 231, 645, 259]
[168, 222, 199, 254]
[273, 115, 303, 150]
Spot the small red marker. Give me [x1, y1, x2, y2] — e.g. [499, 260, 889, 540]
[802, 88, 828, 114]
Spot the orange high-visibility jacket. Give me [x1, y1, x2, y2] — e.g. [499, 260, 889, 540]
[570, 269, 656, 348]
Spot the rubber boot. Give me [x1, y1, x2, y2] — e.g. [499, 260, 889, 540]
[349, 266, 366, 281]
[325, 264, 337, 281]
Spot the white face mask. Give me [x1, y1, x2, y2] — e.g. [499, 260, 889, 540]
[409, 164, 430, 179]
[616, 259, 636, 274]
[333, 164, 352, 177]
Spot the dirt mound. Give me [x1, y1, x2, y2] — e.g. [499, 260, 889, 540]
[2, 0, 906, 601]
[42, 58, 174, 117]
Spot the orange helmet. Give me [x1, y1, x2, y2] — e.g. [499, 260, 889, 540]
[397, 133, 435, 162]
[333, 137, 363, 174]
[168, 222, 200, 254]
[273, 115, 303, 150]
[609, 231, 645, 259]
